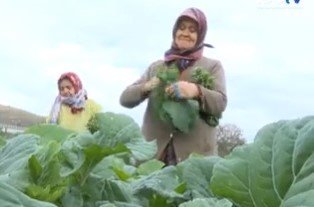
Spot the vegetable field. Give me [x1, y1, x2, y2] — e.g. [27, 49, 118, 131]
[1, 112, 313, 207]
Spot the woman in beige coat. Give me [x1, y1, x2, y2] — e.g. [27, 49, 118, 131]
[120, 7, 227, 165]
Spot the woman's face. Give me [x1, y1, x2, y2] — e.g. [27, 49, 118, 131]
[59, 78, 75, 97]
[174, 18, 198, 50]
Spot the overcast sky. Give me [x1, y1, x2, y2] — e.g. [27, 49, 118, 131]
[0, 0, 313, 142]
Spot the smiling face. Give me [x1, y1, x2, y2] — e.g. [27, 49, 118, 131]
[59, 78, 75, 97]
[174, 18, 198, 50]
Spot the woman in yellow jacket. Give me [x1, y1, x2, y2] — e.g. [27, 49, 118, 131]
[48, 72, 102, 132]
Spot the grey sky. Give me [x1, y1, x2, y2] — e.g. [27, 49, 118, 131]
[0, 0, 313, 142]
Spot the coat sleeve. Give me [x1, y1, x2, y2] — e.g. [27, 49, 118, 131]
[198, 60, 227, 117]
[120, 61, 160, 108]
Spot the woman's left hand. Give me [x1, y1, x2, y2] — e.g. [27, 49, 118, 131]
[165, 81, 199, 100]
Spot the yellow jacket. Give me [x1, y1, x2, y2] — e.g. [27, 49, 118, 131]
[57, 99, 102, 132]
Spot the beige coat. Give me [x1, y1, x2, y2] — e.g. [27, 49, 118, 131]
[120, 57, 227, 162]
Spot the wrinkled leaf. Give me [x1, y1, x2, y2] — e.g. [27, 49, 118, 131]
[94, 112, 143, 147]
[82, 177, 135, 204]
[0, 135, 39, 175]
[211, 116, 314, 207]
[162, 100, 198, 133]
[177, 155, 222, 198]
[0, 182, 57, 207]
[76, 143, 129, 185]
[132, 166, 185, 205]
[59, 137, 85, 177]
[126, 139, 157, 162]
[26, 141, 67, 203]
[61, 186, 83, 207]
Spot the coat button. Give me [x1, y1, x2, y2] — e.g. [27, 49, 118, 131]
[170, 133, 173, 138]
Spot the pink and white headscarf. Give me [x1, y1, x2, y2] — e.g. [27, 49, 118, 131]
[164, 8, 213, 71]
[49, 72, 88, 124]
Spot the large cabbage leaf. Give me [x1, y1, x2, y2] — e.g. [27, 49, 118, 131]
[176, 155, 222, 198]
[26, 141, 67, 203]
[162, 100, 199, 133]
[94, 112, 143, 147]
[0, 182, 57, 207]
[0, 135, 39, 174]
[132, 166, 186, 206]
[25, 124, 74, 144]
[92, 112, 157, 161]
[211, 116, 314, 207]
[0, 135, 40, 190]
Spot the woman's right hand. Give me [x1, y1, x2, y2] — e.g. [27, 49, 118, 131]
[142, 77, 160, 93]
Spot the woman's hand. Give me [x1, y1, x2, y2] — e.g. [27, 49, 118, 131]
[165, 81, 200, 99]
[142, 77, 160, 93]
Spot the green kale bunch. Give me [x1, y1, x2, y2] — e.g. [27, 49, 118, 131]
[151, 65, 199, 133]
[192, 67, 215, 90]
[192, 67, 220, 127]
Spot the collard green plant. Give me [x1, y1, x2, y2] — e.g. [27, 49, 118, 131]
[0, 112, 158, 206]
[210, 116, 314, 207]
[2, 112, 314, 207]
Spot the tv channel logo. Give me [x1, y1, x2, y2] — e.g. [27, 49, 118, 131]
[257, 0, 302, 9]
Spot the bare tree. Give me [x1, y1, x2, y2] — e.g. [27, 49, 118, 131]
[217, 124, 246, 157]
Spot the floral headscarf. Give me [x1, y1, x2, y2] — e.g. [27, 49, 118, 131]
[164, 7, 213, 71]
[49, 72, 88, 124]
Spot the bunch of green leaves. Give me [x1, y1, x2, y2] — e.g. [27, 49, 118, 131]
[151, 65, 199, 133]
[192, 68, 220, 127]
[191, 67, 215, 90]
[151, 65, 180, 124]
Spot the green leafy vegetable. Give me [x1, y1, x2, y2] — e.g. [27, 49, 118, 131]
[211, 116, 314, 207]
[151, 64, 199, 133]
[191, 67, 215, 90]
[0, 182, 57, 207]
[151, 64, 220, 132]
[3, 111, 313, 207]
[192, 67, 220, 127]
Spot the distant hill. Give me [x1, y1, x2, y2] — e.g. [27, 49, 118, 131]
[0, 104, 45, 127]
